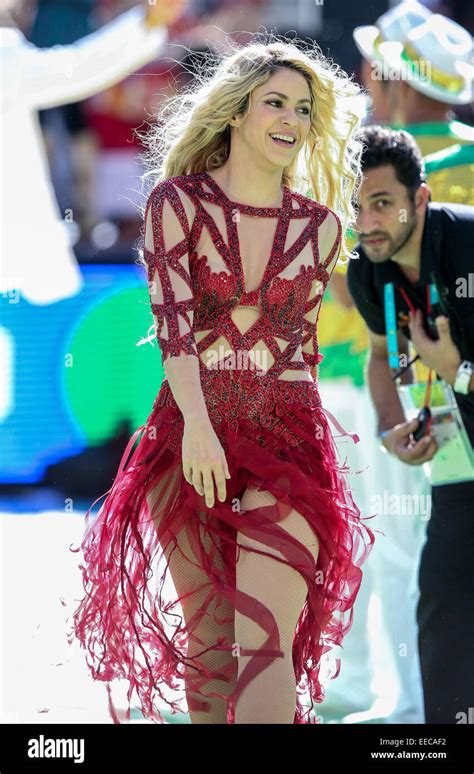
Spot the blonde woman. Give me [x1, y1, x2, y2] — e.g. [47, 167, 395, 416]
[70, 36, 375, 725]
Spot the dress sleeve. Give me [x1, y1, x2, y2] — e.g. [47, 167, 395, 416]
[143, 179, 199, 364]
[302, 208, 342, 368]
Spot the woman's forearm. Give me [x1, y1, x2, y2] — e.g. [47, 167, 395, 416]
[163, 354, 212, 424]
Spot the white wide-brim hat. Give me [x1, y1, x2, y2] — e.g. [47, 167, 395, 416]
[353, 0, 432, 65]
[377, 14, 473, 105]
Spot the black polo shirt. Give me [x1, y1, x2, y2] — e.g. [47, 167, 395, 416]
[347, 201, 474, 446]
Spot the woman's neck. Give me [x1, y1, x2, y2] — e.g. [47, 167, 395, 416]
[211, 156, 285, 209]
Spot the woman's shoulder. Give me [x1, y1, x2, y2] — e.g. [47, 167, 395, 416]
[147, 173, 201, 198]
[287, 186, 338, 224]
[146, 174, 201, 221]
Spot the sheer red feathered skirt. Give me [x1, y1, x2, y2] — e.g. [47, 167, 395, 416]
[68, 366, 375, 724]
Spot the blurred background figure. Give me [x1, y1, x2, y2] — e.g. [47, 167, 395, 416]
[354, 1, 433, 124]
[27, 0, 98, 240]
[0, 0, 186, 305]
[380, 12, 473, 152]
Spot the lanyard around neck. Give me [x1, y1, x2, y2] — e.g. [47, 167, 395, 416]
[384, 281, 437, 409]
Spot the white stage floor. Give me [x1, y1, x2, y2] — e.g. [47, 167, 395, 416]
[0, 503, 403, 725]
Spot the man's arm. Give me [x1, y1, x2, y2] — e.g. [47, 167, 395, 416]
[366, 329, 438, 463]
[366, 329, 410, 435]
[346, 257, 437, 463]
[443, 359, 474, 392]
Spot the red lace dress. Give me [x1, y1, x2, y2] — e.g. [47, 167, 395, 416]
[69, 172, 375, 724]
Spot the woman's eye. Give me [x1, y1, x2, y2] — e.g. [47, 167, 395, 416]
[266, 100, 310, 115]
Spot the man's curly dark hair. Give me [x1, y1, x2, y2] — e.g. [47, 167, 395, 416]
[356, 125, 428, 204]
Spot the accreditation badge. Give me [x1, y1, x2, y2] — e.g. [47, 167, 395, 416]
[384, 281, 474, 485]
[397, 381, 474, 485]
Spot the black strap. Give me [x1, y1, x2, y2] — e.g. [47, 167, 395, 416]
[427, 206, 468, 357]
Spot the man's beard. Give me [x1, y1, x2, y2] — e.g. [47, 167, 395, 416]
[361, 214, 417, 263]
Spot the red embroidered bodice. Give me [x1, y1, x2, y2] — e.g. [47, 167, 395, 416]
[143, 171, 342, 388]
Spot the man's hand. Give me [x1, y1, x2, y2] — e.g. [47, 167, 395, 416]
[408, 310, 461, 385]
[382, 417, 438, 465]
[143, 0, 187, 29]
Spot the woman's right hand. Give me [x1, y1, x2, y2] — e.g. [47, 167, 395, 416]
[182, 417, 231, 508]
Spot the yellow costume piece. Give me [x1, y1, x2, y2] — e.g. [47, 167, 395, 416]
[424, 143, 474, 206]
[391, 120, 473, 156]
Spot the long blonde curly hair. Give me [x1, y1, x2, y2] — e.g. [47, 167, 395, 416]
[137, 33, 366, 264]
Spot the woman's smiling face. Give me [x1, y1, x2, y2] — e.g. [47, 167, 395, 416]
[231, 67, 313, 169]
